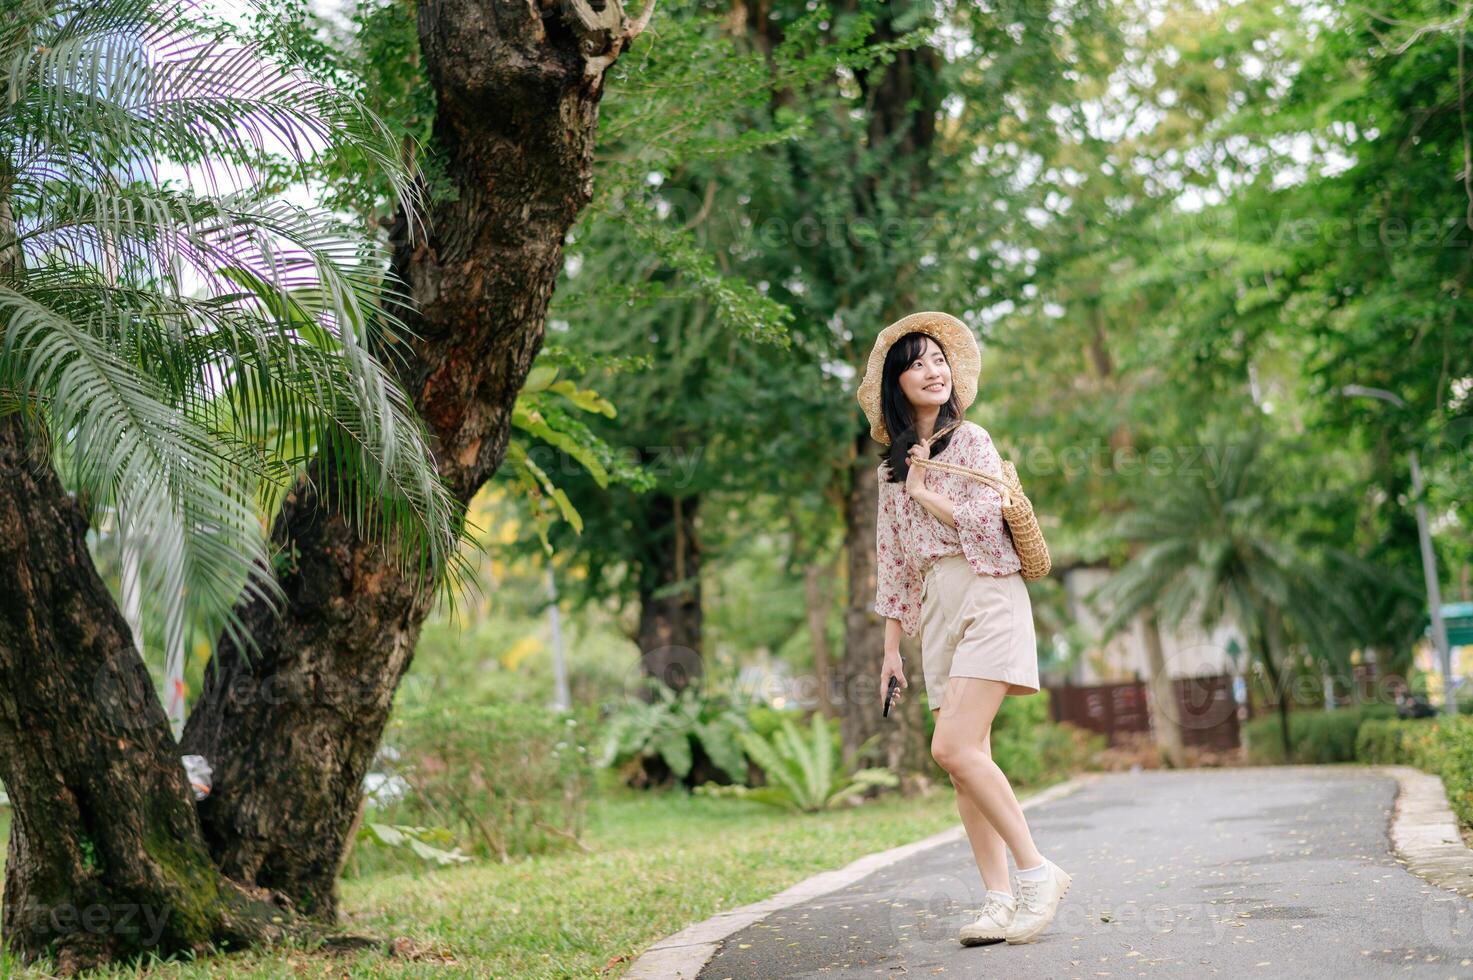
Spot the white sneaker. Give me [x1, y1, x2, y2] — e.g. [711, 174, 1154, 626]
[1004, 859, 1071, 944]
[958, 892, 1015, 946]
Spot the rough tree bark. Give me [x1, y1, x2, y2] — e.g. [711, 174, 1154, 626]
[803, 558, 838, 718]
[180, 0, 655, 919]
[634, 491, 704, 695]
[626, 490, 723, 789]
[0, 417, 288, 973]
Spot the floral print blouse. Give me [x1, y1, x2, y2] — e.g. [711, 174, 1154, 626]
[874, 420, 1022, 636]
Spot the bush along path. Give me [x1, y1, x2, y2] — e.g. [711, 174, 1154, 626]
[1359, 716, 1473, 829]
[692, 767, 1473, 979]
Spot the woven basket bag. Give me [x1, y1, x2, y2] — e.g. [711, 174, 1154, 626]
[908, 422, 1052, 581]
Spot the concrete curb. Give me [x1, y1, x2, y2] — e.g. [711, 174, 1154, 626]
[620, 773, 1097, 980]
[1380, 764, 1473, 900]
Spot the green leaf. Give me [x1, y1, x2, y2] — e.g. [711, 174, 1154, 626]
[505, 441, 585, 533]
[405, 836, 472, 866]
[521, 364, 560, 393]
[511, 402, 611, 488]
[362, 822, 407, 847]
[546, 378, 616, 417]
[654, 728, 692, 778]
[360, 822, 471, 866]
[694, 719, 748, 784]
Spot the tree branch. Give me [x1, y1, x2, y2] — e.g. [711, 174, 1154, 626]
[563, 0, 658, 78]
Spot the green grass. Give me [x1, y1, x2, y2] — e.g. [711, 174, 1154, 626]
[0, 779, 993, 978]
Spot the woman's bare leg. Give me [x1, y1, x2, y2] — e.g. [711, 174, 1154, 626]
[936, 706, 1011, 895]
[930, 677, 1043, 870]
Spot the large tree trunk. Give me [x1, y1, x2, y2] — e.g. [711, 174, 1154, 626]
[635, 491, 704, 695]
[0, 416, 285, 973]
[628, 490, 717, 789]
[803, 557, 838, 718]
[177, 470, 432, 920]
[180, 0, 653, 919]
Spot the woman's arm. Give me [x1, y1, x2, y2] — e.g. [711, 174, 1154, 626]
[875, 473, 923, 637]
[884, 616, 903, 656]
[910, 485, 955, 528]
[902, 431, 958, 528]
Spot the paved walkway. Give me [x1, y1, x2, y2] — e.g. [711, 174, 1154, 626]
[698, 767, 1473, 979]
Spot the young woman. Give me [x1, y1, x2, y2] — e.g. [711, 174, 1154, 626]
[854, 311, 1071, 947]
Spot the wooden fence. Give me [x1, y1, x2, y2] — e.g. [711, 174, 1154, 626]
[1047, 673, 1241, 751]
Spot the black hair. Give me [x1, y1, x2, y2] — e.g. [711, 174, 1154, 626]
[876, 331, 964, 483]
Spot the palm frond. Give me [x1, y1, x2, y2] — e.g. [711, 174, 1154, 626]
[0, 284, 278, 659]
[3, 0, 422, 220]
[0, 0, 459, 666]
[1092, 426, 1404, 683]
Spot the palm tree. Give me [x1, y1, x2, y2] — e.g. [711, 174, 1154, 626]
[3, 0, 461, 641]
[0, 0, 459, 967]
[1085, 426, 1390, 760]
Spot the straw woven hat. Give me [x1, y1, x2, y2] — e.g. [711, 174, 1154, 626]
[854, 311, 981, 445]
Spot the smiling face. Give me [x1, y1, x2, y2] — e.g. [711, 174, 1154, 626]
[897, 335, 952, 411]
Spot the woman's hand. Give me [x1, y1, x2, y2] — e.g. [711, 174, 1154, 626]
[904, 435, 933, 498]
[880, 649, 907, 711]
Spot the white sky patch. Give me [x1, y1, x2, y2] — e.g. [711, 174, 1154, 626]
[121, 0, 403, 314]
[1451, 376, 1473, 409]
[825, 358, 856, 382]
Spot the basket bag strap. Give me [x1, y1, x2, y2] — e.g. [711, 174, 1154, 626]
[905, 419, 1021, 507]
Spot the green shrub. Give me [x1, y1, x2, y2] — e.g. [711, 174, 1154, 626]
[355, 821, 471, 868]
[597, 682, 751, 787]
[376, 700, 597, 863]
[1357, 716, 1473, 828]
[743, 703, 852, 774]
[1439, 722, 1473, 826]
[694, 712, 898, 811]
[1243, 703, 1396, 764]
[918, 689, 1100, 787]
[990, 690, 1103, 787]
[1354, 718, 1420, 766]
[745, 701, 799, 740]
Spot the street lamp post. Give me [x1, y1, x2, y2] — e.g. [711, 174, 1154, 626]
[547, 565, 571, 713]
[1341, 385, 1456, 715]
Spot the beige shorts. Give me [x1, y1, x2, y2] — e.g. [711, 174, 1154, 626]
[919, 554, 1039, 710]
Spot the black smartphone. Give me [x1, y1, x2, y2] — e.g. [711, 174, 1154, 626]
[883, 674, 900, 717]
